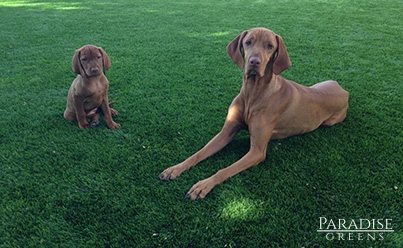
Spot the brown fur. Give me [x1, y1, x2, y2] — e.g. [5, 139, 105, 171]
[64, 45, 120, 129]
[160, 28, 349, 200]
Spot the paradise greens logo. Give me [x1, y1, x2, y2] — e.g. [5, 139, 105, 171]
[317, 217, 394, 241]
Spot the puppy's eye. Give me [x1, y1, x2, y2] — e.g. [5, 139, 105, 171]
[97, 56, 102, 59]
[245, 40, 252, 46]
[80, 57, 87, 61]
[267, 43, 274, 50]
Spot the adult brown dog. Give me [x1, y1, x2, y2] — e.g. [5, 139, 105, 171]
[64, 45, 120, 129]
[160, 28, 349, 200]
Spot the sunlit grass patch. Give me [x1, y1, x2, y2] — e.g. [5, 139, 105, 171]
[0, 0, 85, 10]
[221, 197, 265, 220]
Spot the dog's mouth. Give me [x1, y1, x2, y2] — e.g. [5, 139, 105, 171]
[86, 70, 102, 77]
[246, 68, 261, 79]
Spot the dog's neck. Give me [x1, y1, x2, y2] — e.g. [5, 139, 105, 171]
[240, 70, 281, 102]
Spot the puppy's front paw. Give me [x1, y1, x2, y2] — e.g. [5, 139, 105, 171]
[107, 121, 121, 129]
[186, 177, 217, 200]
[159, 165, 185, 181]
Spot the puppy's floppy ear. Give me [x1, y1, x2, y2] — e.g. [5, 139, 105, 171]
[227, 31, 248, 69]
[98, 47, 111, 71]
[72, 49, 81, 75]
[273, 35, 292, 75]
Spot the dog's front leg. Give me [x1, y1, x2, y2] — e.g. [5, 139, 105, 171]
[160, 100, 244, 181]
[160, 120, 241, 181]
[74, 95, 89, 129]
[101, 94, 120, 129]
[186, 119, 274, 200]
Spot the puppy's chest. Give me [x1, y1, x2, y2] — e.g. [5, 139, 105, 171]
[82, 84, 106, 106]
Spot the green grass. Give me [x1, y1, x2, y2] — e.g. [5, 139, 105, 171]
[0, 0, 402, 247]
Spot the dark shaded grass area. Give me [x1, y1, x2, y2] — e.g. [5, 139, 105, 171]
[0, 0, 402, 247]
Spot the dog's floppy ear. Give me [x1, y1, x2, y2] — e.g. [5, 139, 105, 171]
[98, 47, 111, 71]
[273, 35, 292, 75]
[227, 31, 248, 69]
[72, 49, 81, 75]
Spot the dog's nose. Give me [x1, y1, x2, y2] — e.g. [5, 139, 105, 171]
[90, 68, 99, 74]
[249, 57, 261, 66]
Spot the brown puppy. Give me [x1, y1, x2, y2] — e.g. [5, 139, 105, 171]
[64, 45, 120, 129]
[160, 28, 349, 200]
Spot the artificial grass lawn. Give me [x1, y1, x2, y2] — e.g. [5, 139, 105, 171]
[0, 0, 402, 247]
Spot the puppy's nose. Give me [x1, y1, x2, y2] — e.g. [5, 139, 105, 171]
[249, 57, 261, 66]
[90, 68, 99, 74]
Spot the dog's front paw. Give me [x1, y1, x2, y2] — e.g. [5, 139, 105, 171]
[159, 165, 185, 181]
[186, 177, 217, 200]
[107, 121, 121, 129]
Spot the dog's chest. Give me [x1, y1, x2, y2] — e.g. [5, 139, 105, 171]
[82, 82, 105, 109]
[242, 103, 262, 125]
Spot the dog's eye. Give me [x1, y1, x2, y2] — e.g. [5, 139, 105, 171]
[97, 55, 102, 59]
[245, 40, 252, 46]
[267, 43, 274, 50]
[80, 57, 87, 61]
